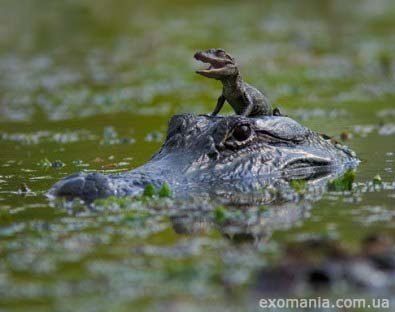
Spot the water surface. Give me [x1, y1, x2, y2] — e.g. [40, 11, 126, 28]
[0, 0, 395, 311]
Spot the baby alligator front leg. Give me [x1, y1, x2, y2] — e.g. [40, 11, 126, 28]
[211, 95, 225, 116]
[240, 91, 254, 116]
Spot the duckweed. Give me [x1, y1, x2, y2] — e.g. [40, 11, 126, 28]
[143, 184, 157, 197]
[159, 183, 172, 198]
[328, 170, 356, 192]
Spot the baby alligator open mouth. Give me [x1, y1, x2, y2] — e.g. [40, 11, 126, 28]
[194, 50, 232, 74]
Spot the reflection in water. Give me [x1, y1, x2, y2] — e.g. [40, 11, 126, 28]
[169, 171, 347, 246]
[254, 231, 395, 296]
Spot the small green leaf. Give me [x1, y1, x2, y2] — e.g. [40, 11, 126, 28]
[213, 206, 226, 224]
[37, 158, 52, 168]
[143, 184, 156, 197]
[159, 183, 172, 198]
[328, 170, 355, 191]
[373, 174, 382, 185]
[289, 179, 306, 194]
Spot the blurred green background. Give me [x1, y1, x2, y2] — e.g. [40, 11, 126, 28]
[1, 0, 394, 121]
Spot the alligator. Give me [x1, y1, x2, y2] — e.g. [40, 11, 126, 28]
[194, 48, 276, 117]
[47, 113, 359, 202]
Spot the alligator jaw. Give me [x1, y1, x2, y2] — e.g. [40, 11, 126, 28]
[194, 51, 230, 75]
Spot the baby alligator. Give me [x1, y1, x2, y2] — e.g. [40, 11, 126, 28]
[194, 48, 280, 117]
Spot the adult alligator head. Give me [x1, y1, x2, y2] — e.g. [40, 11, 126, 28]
[47, 114, 359, 202]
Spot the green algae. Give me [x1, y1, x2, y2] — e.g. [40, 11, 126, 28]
[122, 210, 151, 223]
[212, 206, 227, 224]
[37, 158, 66, 169]
[373, 174, 382, 185]
[289, 179, 307, 194]
[159, 183, 172, 198]
[328, 170, 356, 192]
[94, 196, 132, 209]
[143, 184, 157, 197]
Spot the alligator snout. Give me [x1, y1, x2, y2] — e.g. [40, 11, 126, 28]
[47, 172, 114, 202]
[193, 51, 203, 60]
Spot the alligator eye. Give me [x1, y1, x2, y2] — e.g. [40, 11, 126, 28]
[232, 125, 251, 141]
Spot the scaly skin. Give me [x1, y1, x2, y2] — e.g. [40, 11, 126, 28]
[194, 48, 273, 117]
[47, 114, 359, 202]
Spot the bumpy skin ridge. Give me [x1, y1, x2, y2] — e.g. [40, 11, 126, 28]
[47, 114, 359, 201]
[48, 172, 112, 201]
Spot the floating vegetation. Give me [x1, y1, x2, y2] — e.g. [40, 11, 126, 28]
[144, 131, 163, 142]
[212, 206, 227, 224]
[101, 126, 135, 145]
[378, 124, 395, 136]
[289, 179, 307, 194]
[377, 109, 395, 118]
[101, 162, 129, 169]
[291, 109, 347, 121]
[141, 183, 173, 198]
[122, 210, 151, 223]
[353, 123, 395, 137]
[209, 206, 249, 227]
[37, 158, 66, 168]
[159, 183, 172, 198]
[373, 174, 382, 185]
[0, 130, 95, 145]
[94, 196, 132, 209]
[328, 170, 355, 191]
[50, 160, 66, 168]
[72, 159, 89, 167]
[340, 131, 353, 141]
[17, 183, 31, 194]
[143, 184, 157, 197]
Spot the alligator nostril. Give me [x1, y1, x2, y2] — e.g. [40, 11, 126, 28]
[207, 150, 219, 160]
[194, 51, 202, 59]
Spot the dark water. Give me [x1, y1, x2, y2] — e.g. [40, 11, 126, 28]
[0, 0, 395, 311]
